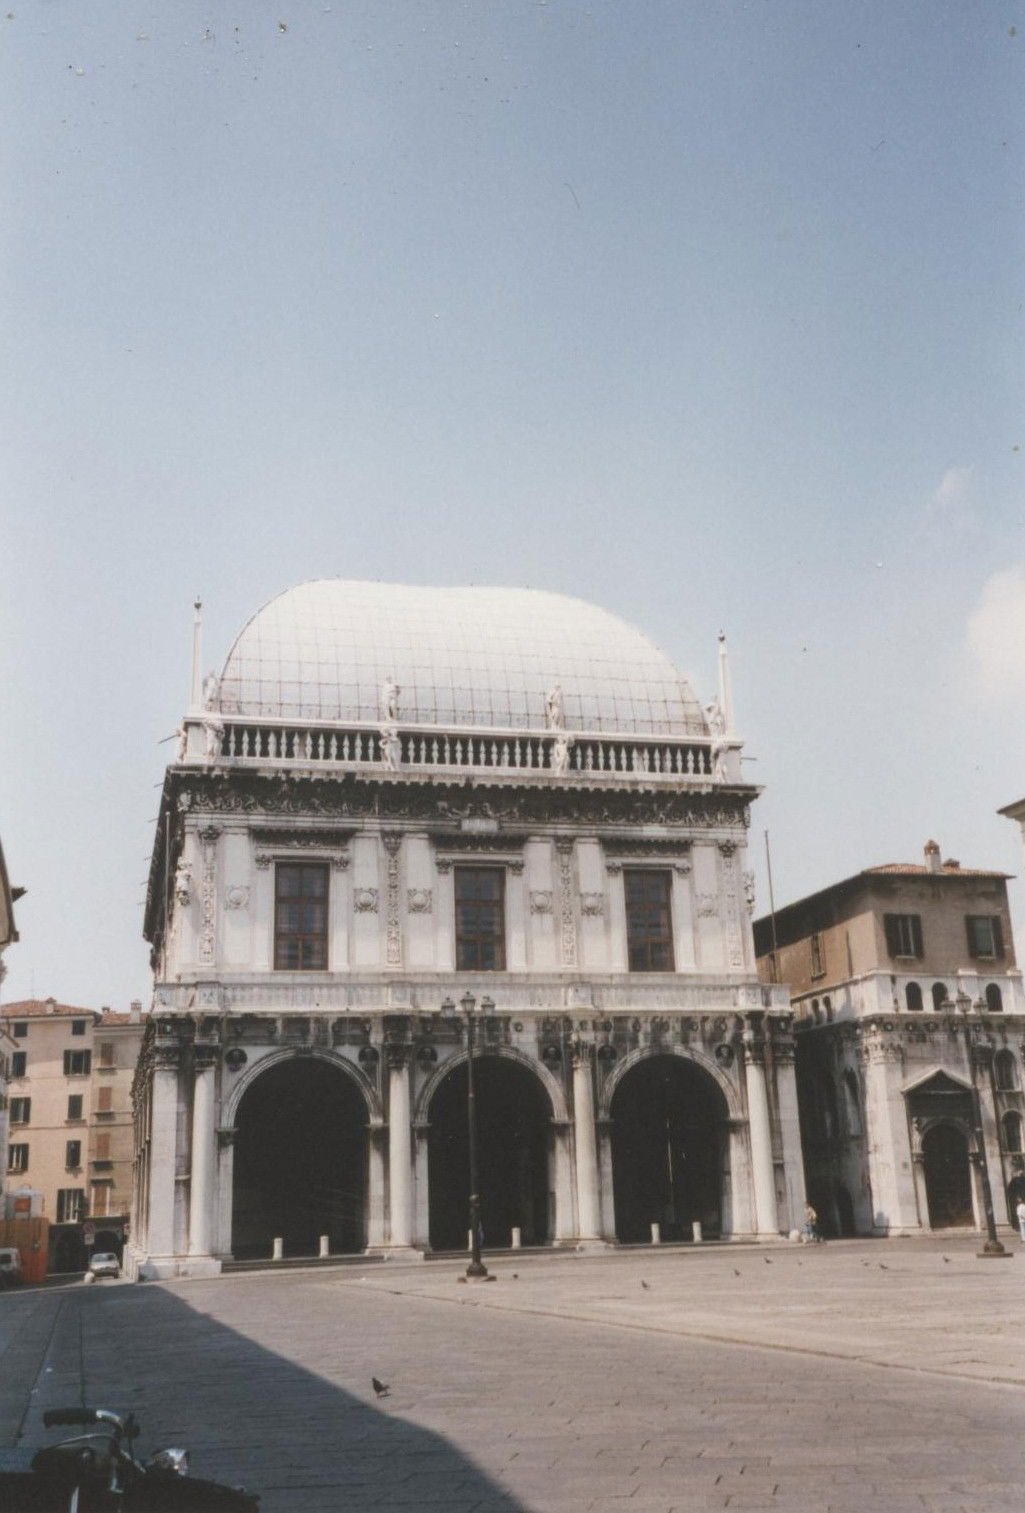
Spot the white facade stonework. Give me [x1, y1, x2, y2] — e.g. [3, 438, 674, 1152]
[129, 582, 800, 1278]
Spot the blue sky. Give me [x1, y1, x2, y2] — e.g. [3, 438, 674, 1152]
[2, 2, 1023, 1008]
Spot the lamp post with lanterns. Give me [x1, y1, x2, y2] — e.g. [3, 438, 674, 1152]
[955, 990, 1010, 1258]
[442, 992, 496, 1281]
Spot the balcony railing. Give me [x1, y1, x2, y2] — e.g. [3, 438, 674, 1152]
[194, 718, 722, 782]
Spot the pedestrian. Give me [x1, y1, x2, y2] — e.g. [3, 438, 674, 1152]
[1016, 1197, 1025, 1244]
[802, 1204, 819, 1244]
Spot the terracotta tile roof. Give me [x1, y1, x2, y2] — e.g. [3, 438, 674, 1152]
[866, 863, 1010, 879]
[0, 999, 98, 1019]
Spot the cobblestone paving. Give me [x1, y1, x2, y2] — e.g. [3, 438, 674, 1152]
[1, 1239, 1022, 1511]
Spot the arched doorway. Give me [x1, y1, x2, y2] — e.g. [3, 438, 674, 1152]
[428, 1056, 552, 1251]
[610, 1055, 728, 1242]
[232, 1056, 368, 1259]
[922, 1123, 973, 1229]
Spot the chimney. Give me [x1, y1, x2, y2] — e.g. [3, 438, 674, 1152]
[129, 999, 142, 1023]
[44, 996, 56, 1015]
[924, 840, 942, 875]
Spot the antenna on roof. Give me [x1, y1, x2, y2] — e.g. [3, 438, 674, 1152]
[190, 597, 203, 713]
[717, 631, 735, 736]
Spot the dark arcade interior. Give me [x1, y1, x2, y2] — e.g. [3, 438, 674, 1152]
[428, 1055, 553, 1251]
[610, 1054, 728, 1242]
[232, 1057, 368, 1258]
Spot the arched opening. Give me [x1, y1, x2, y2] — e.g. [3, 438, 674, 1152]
[232, 1057, 368, 1259]
[921, 1124, 973, 1229]
[92, 1228, 121, 1259]
[610, 1055, 728, 1243]
[931, 982, 947, 1011]
[995, 1049, 1019, 1091]
[1001, 1111, 1022, 1153]
[427, 1056, 553, 1251]
[985, 983, 1004, 1013]
[1007, 1174, 1025, 1225]
[905, 982, 923, 1012]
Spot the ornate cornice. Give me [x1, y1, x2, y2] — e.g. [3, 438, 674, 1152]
[174, 771, 754, 832]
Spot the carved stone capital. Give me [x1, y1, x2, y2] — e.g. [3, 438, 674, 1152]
[386, 1042, 411, 1072]
[570, 1039, 594, 1071]
[382, 832, 403, 856]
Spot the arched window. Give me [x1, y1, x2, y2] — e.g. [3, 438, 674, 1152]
[1001, 1111, 1023, 1154]
[995, 1049, 1019, 1091]
[823, 995, 833, 1023]
[905, 982, 923, 1012]
[985, 983, 1003, 1013]
[810, 997, 820, 1024]
[843, 1069, 861, 1136]
[931, 982, 947, 1011]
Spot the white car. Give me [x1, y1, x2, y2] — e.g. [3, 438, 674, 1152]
[88, 1251, 121, 1279]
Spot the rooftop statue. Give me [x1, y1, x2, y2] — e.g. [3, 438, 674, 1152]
[380, 677, 400, 725]
[544, 684, 564, 731]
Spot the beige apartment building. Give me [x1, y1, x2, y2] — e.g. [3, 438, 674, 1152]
[753, 842, 1024, 1238]
[1, 998, 144, 1269]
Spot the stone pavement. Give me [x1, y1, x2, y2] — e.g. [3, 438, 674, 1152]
[1, 1238, 1023, 1512]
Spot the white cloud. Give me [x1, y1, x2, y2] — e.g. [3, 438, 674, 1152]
[926, 465, 976, 527]
[966, 566, 1025, 699]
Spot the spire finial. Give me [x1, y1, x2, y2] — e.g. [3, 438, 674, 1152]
[717, 630, 735, 736]
[190, 596, 203, 712]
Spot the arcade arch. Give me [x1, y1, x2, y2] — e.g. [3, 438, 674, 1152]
[231, 1055, 369, 1259]
[426, 1054, 555, 1251]
[609, 1053, 729, 1242]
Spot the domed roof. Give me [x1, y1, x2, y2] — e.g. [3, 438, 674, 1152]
[217, 580, 707, 738]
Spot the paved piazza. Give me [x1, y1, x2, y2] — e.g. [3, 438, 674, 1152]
[1, 1240, 1022, 1511]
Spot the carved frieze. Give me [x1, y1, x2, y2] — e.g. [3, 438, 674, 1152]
[382, 833, 403, 968]
[176, 770, 754, 831]
[556, 838, 578, 968]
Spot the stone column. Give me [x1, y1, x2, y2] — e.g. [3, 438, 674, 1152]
[771, 1034, 804, 1233]
[571, 1043, 601, 1242]
[552, 1121, 576, 1242]
[143, 1044, 181, 1275]
[366, 1124, 387, 1249]
[387, 1046, 414, 1250]
[743, 1032, 779, 1238]
[859, 1024, 920, 1234]
[214, 1128, 236, 1257]
[187, 1048, 219, 1268]
[596, 1116, 617, 1239]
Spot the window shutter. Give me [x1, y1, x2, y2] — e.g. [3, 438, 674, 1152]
[884, 915, 899, 956]
[993, 917, 1004, 958]
[965, 917, 979, 958]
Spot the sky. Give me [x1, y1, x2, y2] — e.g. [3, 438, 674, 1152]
[2, 1, 1024, 1010]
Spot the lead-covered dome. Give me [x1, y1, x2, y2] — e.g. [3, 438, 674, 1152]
[217, 580, 707, 738]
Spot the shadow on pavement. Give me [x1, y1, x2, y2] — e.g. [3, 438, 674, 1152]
[1, 1283, 528, 1513]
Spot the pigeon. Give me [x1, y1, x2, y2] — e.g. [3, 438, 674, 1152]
[942, 1256, 951, 1263]
[511, 1273, 518, 1280]
[371, 1377, 390, 1398]
[640, 1279, 650, 1290]
[763, 1255, 773, 1265]
[878, 1263, 889, 1272]
[732, 1269, 741, 1278]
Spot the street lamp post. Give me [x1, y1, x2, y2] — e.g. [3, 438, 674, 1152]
[955, 991, 1010, 1259]
[443, 992, 497, 1281]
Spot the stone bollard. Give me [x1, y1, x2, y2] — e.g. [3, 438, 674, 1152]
[692, 1221, 703, 1243]
[272, 1237, 283, 1261]
[650, 1222, 661, 1245]
[319, 1235, 330, 1259]
[511, 1226, 522, 1249]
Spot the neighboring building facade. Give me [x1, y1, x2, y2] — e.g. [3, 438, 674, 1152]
[0, 999, 144, 1268]
[129, 580, 801, 1279]
[0, 831, 23, 1196]
[753, 841, 1024, 1237]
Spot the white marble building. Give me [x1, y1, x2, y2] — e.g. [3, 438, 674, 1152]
[129, 581, 800, 1278]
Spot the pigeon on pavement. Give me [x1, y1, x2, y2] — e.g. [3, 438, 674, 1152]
[372, 1377, 390, 1398]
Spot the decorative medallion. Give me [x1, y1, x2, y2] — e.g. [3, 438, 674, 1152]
[353, 888, 379, 913]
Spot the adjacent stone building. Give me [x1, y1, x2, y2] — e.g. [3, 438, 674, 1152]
[753, 842, 1024, 1237]
[129, 580, 801, 1278]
